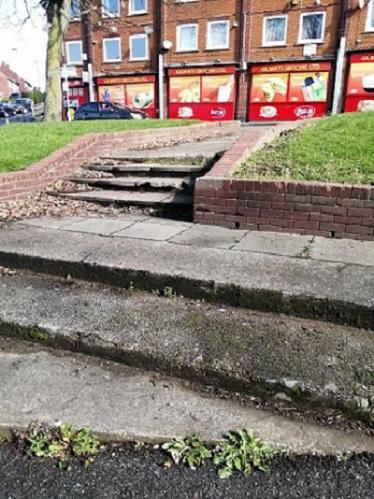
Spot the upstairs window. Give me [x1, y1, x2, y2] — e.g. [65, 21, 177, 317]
[70, 0, 80, 19]
[177, 24, 198, 52]
[66, 41, 83, 65]
[263, 16, 288, 46]
[103, 38, 121, 62]
[130, 34, 149, 60]
[129, 0, 148, 15]
[103, 0, 120, 17]
[299, 12, 326, 43]
[207, 20, 230, 50]
[366, 0, 374, 31]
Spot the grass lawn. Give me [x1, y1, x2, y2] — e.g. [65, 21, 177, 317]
[0, 119, 196, 174]
[234, 113, 374, 185]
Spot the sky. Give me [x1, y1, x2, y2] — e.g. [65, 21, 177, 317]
[0, 0, 48, 89]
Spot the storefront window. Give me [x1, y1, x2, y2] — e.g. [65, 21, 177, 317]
[130, 34, 148, 60]
[207, 21, 230, 50]
[201, 74, 235, 103]
[129, 0, 147, 14]
[170, 76, 201, 103]
[366, 1, 374, 31]
[177, 24, 198, 52]
[103, 38, 121, 62]
[263, 16, 287, 46]
[103, 0, 120, 17]
[289, 72, 328, 102]
[250, 73, 288, 103]
[299, 12, 326, 43]
[66, 41, 83, 65]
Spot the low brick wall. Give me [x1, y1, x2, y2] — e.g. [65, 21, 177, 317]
[0, 121, 240, 202]
[194, 129, 374, 241]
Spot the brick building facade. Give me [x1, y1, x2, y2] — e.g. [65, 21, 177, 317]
[62, 0, 374, 121]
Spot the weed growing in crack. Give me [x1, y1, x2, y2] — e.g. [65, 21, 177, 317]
[16, 423, 101, 469]
[162, 429, 278, 479]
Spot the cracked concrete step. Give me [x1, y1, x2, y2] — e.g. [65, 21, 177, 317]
[0, 272, 373, 424]
[68, 176, 194, 190]
[1, 337, 373, 455]
[58, 190, 193, 207]
[85, 163, 204, 175]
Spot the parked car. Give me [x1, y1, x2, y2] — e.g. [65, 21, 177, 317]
[0, 108, 9, 118]
[74, 102, 147, 120]
[0, 103, 17, 116]
[10, 98, 33, 114]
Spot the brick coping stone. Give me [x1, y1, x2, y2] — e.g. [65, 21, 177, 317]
[0, 121, 240, 203]
[194, 127, 374, 241]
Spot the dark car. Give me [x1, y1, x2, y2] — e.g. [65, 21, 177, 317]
[12, 98, 33, 114]
[74, 101, 147, 120]
[0, 104, 17, 116]
[0, 108, 9, 118]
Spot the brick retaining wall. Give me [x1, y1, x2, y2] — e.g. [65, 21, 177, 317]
[0, 121, 240, 202]
[194, 129, 374, 241]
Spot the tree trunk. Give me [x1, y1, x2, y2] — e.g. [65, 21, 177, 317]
[44, 1, 71, 122]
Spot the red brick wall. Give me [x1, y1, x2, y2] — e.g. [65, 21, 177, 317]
[347, 0, 374, 51]
[0, 122, 240, 203]
[194, 130, 374, 241]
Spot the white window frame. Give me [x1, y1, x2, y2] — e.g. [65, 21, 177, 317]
[103, 37, 122, 63]
[298, 12, 326, 44]
[102, 0, 120, 18]
[206, 20, 230, 50]
[66, 41, 83, 65]
[176, 23, 199, 52]
[365, 0, 374, 32]
[262, 15, 288, 47]
[69, 0, 80, 20]
[129, 34, 149, 61]
[129, 0, 148, 15]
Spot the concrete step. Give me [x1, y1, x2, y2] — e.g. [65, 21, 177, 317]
[85, 162, 204, 175]
[69, 176, 194, 190]
[0, 272, 373, 427]
[58, 190, 193, 207]
[2, 336, 372, 455]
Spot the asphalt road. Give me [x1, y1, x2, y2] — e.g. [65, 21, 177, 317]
[0, 443, 373, 498]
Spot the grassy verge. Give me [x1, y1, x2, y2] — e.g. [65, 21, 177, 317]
[234, 113, 374, 185]
[0, 119, 197, 174]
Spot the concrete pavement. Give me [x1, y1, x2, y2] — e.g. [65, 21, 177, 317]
[0, 215, 373, 328]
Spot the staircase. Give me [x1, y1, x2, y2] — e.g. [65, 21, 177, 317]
[59, 156, 209, 219]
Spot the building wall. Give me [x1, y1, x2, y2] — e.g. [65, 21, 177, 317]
[347, 0, 374, 52]
[248, 0, 341, 63]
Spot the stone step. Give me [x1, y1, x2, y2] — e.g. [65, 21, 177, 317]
[2, 337, 373, 455]
[69, 176, 194, 190]
[85, 162, 204, 175]
[59, 189, 193, 207]
[0, 272, 373, 427]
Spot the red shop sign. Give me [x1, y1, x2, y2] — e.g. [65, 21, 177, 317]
[168, 66, 236, 77]
[251, 61, 331, 74]
[96, 75, 155, 85]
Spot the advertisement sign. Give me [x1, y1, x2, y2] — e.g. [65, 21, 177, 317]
[345, 53, 374, 113]
[168, 67, 236, 121]
[249, 62, 331, 121]
[96, 75, 156, 117]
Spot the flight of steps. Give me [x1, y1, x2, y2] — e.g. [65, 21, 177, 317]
[58, 156, 209, 218]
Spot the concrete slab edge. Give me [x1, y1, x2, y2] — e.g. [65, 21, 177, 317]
[0, 250, 372, 330]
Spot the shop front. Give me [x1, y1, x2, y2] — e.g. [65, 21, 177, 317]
[62, 78, 87, 120]
[345, 53, 374, 113]
[248, 61, 332, 121]
[96, 75, 157, 118]
[168, 66, 236, 121]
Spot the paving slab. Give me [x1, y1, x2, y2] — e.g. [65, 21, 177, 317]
[61, 190, 193, 207]
[0, 337, 373, 455]
[21, 216, 85, 230]
[114, 221, 188, 241]
[0, 272, 373, 422]
[310, 237, 374, 267]
[61, 217, 137, 236]
[234, 232, 313, 257]
[171, 224, 246, 249]
[0, 220, 373, 328]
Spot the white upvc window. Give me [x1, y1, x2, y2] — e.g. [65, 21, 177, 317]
[263, 15, 288, 46]
[102, 0, 120, 17]
[130, 34, 149, 60]
[366, 0, 374, 32]
[103, 37, 122, 62]
[177, 23, 198, 52]
[207, 20, 230, 50]
[69, 0, 80, 20]
[299, 12, 326, 44]
[66, 41, 83, 65]
[129, 0, 148, 15]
